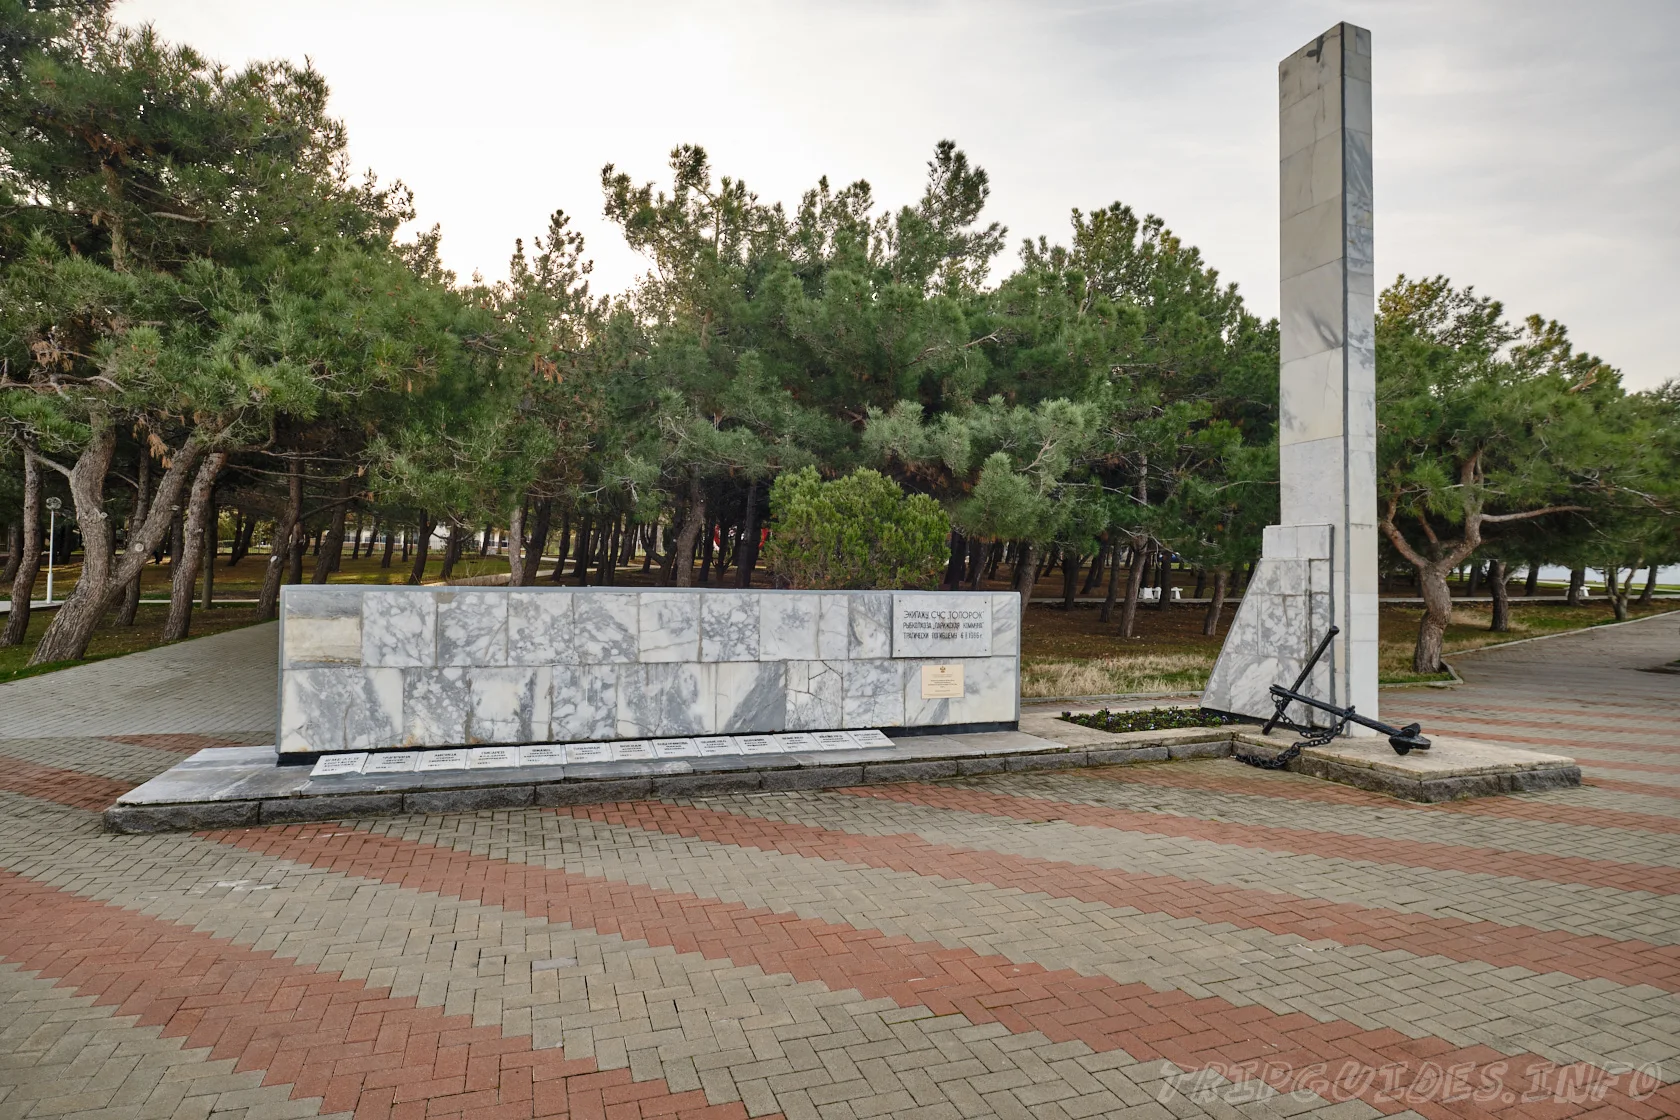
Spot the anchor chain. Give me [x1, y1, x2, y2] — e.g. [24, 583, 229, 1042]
[1237, 726, 1339, 770]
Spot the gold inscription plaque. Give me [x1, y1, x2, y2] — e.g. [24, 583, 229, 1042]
[920, 663, 964, 699]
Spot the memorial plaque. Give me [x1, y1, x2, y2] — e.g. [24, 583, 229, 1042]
[417, 749, 468, 772]
[775, 732, 820, 752]
[312, 753, 367, 777]
[364, 751, 419, 775]
[812, 730, 858, 750]
[920, 664, 964, 699]
[892, 594, 991, 657]
[695, 736, 739, 757]
[652, 738, 698, 758]
[566, 743, 611, 764]
[469, 746, 521, 769]
[521, 745, 567, 767]
[848, 728, 894, 748]
[611, 740, 655, 761]
[737, 735, 782, 755]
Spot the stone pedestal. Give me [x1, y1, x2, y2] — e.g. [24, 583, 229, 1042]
[1206, 22, 1378, 726]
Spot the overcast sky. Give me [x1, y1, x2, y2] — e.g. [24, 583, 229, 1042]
[119, 0, 1677, 390]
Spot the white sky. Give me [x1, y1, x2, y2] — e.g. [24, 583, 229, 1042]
[120, 0, 1678, 390]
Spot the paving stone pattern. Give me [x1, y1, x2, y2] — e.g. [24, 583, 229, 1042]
[0, 614, 1676, 1117]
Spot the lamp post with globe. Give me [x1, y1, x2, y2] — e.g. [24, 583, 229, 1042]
[43, 496, 61, 605]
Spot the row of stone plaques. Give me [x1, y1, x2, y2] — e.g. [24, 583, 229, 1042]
[282, 588, 1017, 669]
[310, 729, 897, 777]
[281, 655, 1020, 754]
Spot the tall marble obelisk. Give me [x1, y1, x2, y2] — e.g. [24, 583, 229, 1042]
[1203, 22, 1378, 728]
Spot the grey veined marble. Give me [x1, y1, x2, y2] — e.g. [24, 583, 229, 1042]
[281, 667, 402, 753]
[468, 667, 550, 743]
[574, 592, 639, 663]
[785, 659, 843, 731]
[281, 589, 362, 668]
[436, 591, 508, 666]
[714, 662, 786, 733]
[842, 658, 904, 728]
[508, 591, 574, 665]
[403, 668, 470, 745]
[760, 594, 820, 661]
[551, 663, 618, 741]
[848, 593, 893, 659]
[640, 593, 700, 662]
[700, 593, 759, 662]
[617, 663, 708, 738]
[362, 591, 435, 667]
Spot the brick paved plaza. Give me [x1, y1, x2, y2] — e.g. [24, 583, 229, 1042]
[0, 615, 1676, 1119]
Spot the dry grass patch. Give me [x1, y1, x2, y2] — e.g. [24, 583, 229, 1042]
[1022, 651, 1214, 698]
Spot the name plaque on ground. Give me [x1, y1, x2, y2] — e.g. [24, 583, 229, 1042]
[891, 593, 992, 657]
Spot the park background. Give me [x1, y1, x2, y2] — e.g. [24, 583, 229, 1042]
[2, 1, 1677, 691]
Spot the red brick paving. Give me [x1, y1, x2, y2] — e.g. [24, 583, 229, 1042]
[841, 784, 1680, 896]
[104, 733, 251, 753]
[1587, 777, 1680, 801]
[201, 822, 1676, 1120]
[0, 757, 134, 811]
[0, 866, 761, 1120]
[562, 800, 1680, 992]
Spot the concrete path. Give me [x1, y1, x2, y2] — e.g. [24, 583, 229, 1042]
[0, 618, 1676, 1118]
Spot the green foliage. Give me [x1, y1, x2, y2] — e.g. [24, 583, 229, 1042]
[761, 467, 950, 590]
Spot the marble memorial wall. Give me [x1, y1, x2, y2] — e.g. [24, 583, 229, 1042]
[277, 587, 1019, 755]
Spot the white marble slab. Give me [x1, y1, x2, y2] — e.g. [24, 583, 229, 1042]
[508, 592, 574, 665]
[565, 742, 611, 764]
[760, 594, 820, 660]
[468, 746, 522, 769]
[841, 659, 904, 728]
[402, 668, 469, 746]
[775, 733, 820, 752]
[362, 591, 435, 667]
[551, 664, 617, 741]
[700, 593, 759, 662]
[652, 738, 698, 758]
[714, 662, 786, 733]
[281, 668, 403, 753]
[469, 667, 549, 743]
[695, 736, 739, 757]
[573, 593, 639, 663]
[848, 729, 894, 748]
[848, 594, 892, 659]
[785, 659, 843, 731]
[812, 731, 859, 750]
[611, 740, 656, 761]
[640, 593, 700, 662]
[736, 734, 782, 755]
[436, 591, 508, 666]
[617, 663, 707, 738]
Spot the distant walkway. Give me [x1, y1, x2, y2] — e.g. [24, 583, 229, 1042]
[0, 621, 276, 740]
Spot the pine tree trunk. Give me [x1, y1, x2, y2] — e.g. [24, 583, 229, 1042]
[32, 422, 204, 665]
[1060, 549, 1080, 610]
[1202, 568, 1230, 636]
[507, 500, 527, 586]
[1081, 539, 1106, 595]
[163, 453, 225, 642]
[573, 516, 592, 583]
[115, 450, 152, 627]
[1610, 569, 1631, 622]
[1153, 552, 1171, 610]
[1466, 560, 1482, 597]
[401, 528, 410, 562]
[1414, 563, 1453, 672]
[523, 499, 552, 585]
[200, 495, 217, 611]
[1014, 541, 1041, 609]
[1193, 569, 1207, 599]
[1525, 564, 1539, 595]
[2, 520, 19, 586]
[286, 526, 305, 585]
[698, 515, 715, 585]
[964, 535, 986, 590]
[407, 512, 434, 585]
[673, 479, 707, 588]
[311, 480, 354, 584]
[1489, 559, 1510, 632]
[258, 457, 303, 620]
[1099, 539, 1124, 623]
[1119, 540, 1150, 638]
[736, 481, 761, 588]
[598, 514, 618, 585]
[381, 522, 396, 568]
[1640, 566, 1658, 606]
[232, 506, 256, 565]
[551, 513, 571, 582]
[1566, 567, 1585, 605]
[439, 525, 463, 581]
[1, 451, 42, 648]
[943, 532, 966, 590]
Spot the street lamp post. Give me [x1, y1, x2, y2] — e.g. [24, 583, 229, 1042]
[44, 496, 61, 605]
